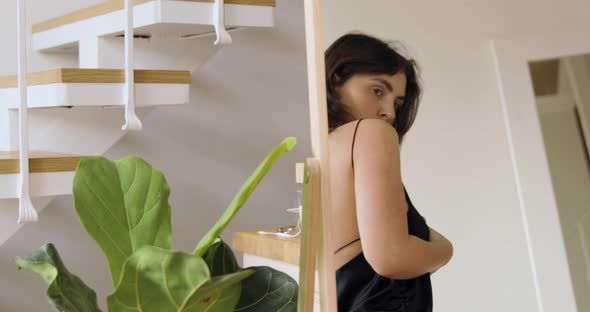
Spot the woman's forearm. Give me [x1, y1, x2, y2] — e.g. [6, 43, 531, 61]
[430, 227, 451, 244]
[383, 234, 453, 280]
[428, 227, 453, 274]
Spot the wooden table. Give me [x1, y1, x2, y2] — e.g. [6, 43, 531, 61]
[232, 230, 321, 311]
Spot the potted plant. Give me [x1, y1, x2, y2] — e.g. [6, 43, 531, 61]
[15, 137, 299, 312]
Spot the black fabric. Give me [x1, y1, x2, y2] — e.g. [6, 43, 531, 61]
[336, 119, 433, 311]
[351, 118, 364, 170]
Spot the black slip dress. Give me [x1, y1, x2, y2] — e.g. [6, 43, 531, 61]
[335, 118, 433, 312]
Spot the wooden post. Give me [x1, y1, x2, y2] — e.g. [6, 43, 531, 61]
[298, 159, 321, 311]
[299, 0, 337, 311]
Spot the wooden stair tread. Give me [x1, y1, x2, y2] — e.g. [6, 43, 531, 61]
[0, 151, 84, 174]
[33, 0, 276, 34]
[0, 68, 192, 88]
[232, 230, 301, 265]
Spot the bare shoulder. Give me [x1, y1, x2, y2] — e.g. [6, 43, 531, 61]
[329, 119, 399, 160]
[328, 118, 400, 178]
[356, 118, 399, 143]
[330, 118, 398, 142]
[344, 118, 400, 158]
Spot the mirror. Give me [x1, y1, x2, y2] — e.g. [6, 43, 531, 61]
[529, 53, 590, 311]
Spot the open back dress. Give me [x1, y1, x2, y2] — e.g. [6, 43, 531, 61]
[335, 118, 433, 311]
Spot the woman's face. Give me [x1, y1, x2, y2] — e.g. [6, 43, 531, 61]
[335, 72, 407, 124]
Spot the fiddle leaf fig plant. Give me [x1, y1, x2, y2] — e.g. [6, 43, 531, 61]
[106, 245, 254, 311]
[16, 137, 299, 312]
[72, 155, 172, 285]
[15, 243, 101, 312]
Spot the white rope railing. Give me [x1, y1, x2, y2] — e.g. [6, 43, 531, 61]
[122, 0, 142, 131]
[16, 0, 38, 224]
[14, 0, 231, 223]
[213, 0, 232, 45]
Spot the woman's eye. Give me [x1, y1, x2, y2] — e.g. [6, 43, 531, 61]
[371, 88, 383, 96]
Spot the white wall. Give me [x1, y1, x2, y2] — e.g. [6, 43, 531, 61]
[320, 1, 589, 311]
[0, 1, 311, 311]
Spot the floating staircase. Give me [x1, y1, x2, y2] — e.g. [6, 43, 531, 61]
[0, 0, 276, 244]
[0, 68, 192, 108]
[0, 151, 83, 198]
[32, 0, 275, 70]
[0, 151, 83, 245]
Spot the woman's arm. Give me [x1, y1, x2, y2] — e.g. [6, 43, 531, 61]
[352, 119, 453, 280]
[386, 235, 453, 279]
[427, 227, 453, 275]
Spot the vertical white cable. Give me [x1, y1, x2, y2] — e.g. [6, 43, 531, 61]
[213, 0, 232, 45]
[122, 0, 142, 131]
[16, 0, 38, 223]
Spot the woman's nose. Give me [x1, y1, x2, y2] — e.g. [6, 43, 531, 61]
[380, 106, 394, 124]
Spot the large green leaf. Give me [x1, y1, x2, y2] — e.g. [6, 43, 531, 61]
[182, 270, 254, 312]
[15, 243, 101, 312]
[194, 137, 297, 257]
[235, 266, 298, 312]
[73, 156, 172, 285]
[202, 237, 240, 276]
[107, 246, 254, 312]
[202, 240, 299, 311]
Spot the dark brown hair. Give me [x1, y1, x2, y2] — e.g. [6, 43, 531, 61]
[325, 32, 422, 145]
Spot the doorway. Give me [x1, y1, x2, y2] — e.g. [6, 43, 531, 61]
[530, 54, 590, 311]
[492, 29, 590, 312]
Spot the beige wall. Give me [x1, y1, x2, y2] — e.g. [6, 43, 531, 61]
[2, 0, 590, 311]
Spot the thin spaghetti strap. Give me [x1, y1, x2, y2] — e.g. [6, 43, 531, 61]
[334, 119, 364, 254]
[335, 237, 361, 254]
[351, 118, 364, 170]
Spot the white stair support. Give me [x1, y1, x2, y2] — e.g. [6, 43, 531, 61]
[32, 0, 274, 71]
[16, 0, 38, 224]
[0, 82, 190, 109]
[0, 109, 10, 151]
[3, 107, 154, 156]
[122, 0, 142, 131]
[1, 172, 77, 199]
[33, 1, 160, 52]
[77, 35, 224, 71]
[213, 0, 232, 45]
[79, 37, 122, 68]
[32, 0, 274, 52]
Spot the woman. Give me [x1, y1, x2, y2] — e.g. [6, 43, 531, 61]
[326, 32, 454, 311]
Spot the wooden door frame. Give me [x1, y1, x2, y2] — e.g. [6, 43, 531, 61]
[299, 0, 338, 311]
